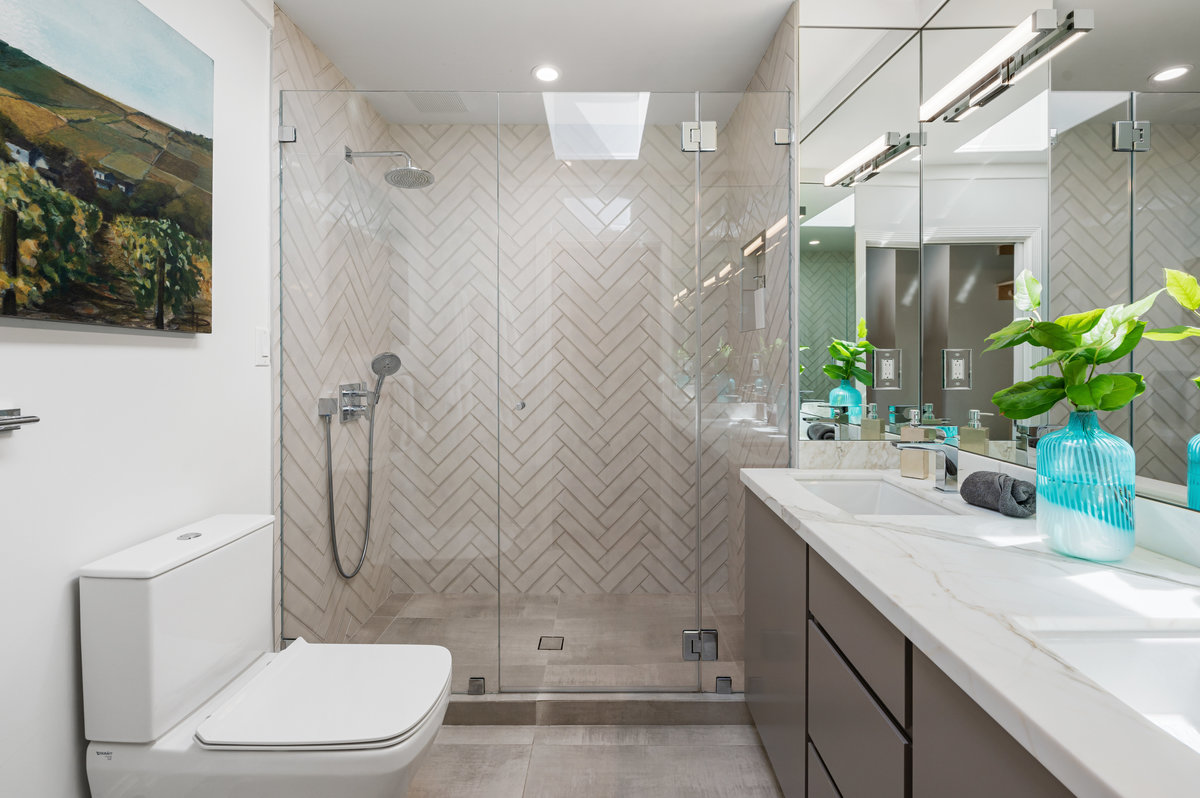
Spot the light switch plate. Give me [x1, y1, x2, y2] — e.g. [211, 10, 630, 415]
[254, 326, 270, 367]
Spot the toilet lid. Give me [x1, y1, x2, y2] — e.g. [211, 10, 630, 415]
[195, 639, 451, 750]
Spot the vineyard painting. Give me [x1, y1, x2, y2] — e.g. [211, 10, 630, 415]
[0, 0, 214, 332]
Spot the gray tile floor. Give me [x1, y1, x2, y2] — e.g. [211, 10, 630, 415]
[408, 725, 783, 798]
[351, 593, 744, 694]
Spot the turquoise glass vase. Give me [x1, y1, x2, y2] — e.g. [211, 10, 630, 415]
[1036, 411, 1136, 562]
[1188, 433, 1200, 512]
[828, 379, 863, 423]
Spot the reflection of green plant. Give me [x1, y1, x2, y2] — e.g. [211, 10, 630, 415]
[1145, 268, 1200, 392]
[985, 270, 1162, 419]
[797, 345, 808, 376]
[823, 318, 874, 385]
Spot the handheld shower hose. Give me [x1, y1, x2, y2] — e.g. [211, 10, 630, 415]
[323, 352, 401, 579]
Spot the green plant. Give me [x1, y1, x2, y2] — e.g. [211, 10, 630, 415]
[985, 270, 1162, 419]
[822, 318, 874, 386]
[1144, 268, 1200, 392]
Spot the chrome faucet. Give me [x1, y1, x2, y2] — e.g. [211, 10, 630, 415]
[891, 441, 959, 493]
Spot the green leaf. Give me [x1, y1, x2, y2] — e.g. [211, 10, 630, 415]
[829, 340, 854, 359]
[1193, 375, 1200, 392]
[856, 317, 868, 340]
[1029, 321, 1081, 351]
[1144, 325, 1200, 342]
[1062, 359, 1088, 387]
[1165, 268, 1200, 312]
[992, 375, 1067, 420]
[1113, 289, 1164, 325]
[988, 318, 1035, 340]
[1097, 373, 1145, 411]
[1066, 374, 1115, 411]
[1013, 269, 1042, 313]
[822, 364, 847, 381]
[1094, 321, 1146, 365]
[849, 365, 874, 386]
[1054, 308, 1106, 335]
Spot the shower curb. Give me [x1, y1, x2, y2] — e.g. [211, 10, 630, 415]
[445, 692, 750, 726]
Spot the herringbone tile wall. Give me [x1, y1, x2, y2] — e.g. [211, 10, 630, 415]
[1051, 117, 1200, 483]
[796, 251, 855, 398]
[275, 10, 400, 644]
[272, 5, 798, 670]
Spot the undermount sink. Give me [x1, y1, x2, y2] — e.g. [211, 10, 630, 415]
[1024, 623, 1200, 755]
[796, 478, 958, 516]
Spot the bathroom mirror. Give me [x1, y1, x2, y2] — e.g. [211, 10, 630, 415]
[915, 0, 1200, 509]
[795, 27, 920, 438]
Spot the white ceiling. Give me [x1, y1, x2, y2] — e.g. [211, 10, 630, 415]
[274, 0, 795, 94]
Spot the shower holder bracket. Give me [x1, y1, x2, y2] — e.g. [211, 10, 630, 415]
[339, 382, 370, 422]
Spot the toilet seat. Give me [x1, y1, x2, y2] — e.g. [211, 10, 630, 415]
[195, 640, 451, 752]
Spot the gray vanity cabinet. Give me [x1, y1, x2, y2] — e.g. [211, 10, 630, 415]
[912, 648, 1074, 798]
[745, 486, 1078, 798]
[745, 492, 808, 798]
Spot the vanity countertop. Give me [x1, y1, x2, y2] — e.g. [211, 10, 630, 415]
[742, 467, 1200, 798]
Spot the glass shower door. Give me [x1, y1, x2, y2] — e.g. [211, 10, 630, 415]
[496, 91, 703, 691]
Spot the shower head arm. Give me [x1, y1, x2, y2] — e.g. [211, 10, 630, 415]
[343, 146, 413, 168]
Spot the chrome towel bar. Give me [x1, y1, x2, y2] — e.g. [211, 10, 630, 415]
[0, 409, 40, 432]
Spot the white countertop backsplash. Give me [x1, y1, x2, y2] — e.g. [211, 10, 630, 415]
[743, 463, 1200, 798]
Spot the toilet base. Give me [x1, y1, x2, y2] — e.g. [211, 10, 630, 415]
[87, 672, 449, 798]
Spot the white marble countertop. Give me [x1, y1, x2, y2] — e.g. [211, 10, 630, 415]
[742, 467, 1200, 798]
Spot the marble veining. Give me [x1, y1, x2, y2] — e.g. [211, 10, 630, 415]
[743, 467, 1200, 798]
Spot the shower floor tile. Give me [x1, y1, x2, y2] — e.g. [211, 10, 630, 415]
[407, 725, 782, 798]
[351, 592, 743, 693]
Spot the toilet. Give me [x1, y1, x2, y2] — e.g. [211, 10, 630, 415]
[79, 514, 451, 798]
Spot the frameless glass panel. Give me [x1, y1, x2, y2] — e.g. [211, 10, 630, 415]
[278, 90, 501, 693]
[1131, 92, 1200, 488]
[496, 92, 700, 691]
[698, 89, 793, 693]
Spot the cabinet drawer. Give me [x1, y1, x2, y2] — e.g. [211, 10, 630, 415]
[807, 743, 841, 798]
[810, 551, 907, 723]
[808, 620, 907, 798]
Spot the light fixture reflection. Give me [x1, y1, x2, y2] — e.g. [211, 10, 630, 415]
[1152, 65, 1192, 82]
[533, 65, 560, 82]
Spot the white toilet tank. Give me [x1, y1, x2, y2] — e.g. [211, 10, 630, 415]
[79, 514, 275, 744]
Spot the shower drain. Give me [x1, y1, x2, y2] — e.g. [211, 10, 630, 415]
[538, 636, 565, 651]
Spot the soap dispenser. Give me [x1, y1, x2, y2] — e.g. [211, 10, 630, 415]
[861, 403, 884, 440]
[899, 408, 931, 478]
[959, 409, 992, 454]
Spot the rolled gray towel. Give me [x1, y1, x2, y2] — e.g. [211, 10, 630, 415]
[960, 471, 1036, 518]
[807, 423, 836, 441]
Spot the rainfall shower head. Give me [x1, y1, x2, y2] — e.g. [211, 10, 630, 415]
[370, 351, 402, 404]
[344, 146, 435, 189]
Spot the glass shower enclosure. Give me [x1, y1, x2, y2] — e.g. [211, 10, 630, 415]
[278, 89, 792, 693]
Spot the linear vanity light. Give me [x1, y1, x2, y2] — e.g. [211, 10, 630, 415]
[823, 131, 921, 188]
[924, 9, 1094, 124]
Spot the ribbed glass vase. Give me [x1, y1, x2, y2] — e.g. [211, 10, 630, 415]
[1188, 432, 1200, 512]
[1037, 411, 1136, 562]
[828, 379, 863, 423]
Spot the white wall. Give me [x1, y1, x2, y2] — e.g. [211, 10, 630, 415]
[0, 1, 272, 795]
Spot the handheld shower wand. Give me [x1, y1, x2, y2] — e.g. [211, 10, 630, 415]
[322, 352, 401, 579]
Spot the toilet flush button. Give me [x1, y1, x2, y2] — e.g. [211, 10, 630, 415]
[177, 532, 202, 541]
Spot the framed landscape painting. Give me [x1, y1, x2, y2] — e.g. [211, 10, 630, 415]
[0, 0, 213, 332]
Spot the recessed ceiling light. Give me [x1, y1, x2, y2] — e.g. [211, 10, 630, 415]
[1151, 64, 1192, 82]
[533, 64, 560, 82]
[808, 240, 820, 246]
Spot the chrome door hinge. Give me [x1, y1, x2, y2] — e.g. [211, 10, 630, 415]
[681, 121, 716, 152]
[774, 128, 792, 145]
[1112, 120, 1150, 152]
[278, 125, 297, 144]
[683, 629, 718, 661]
